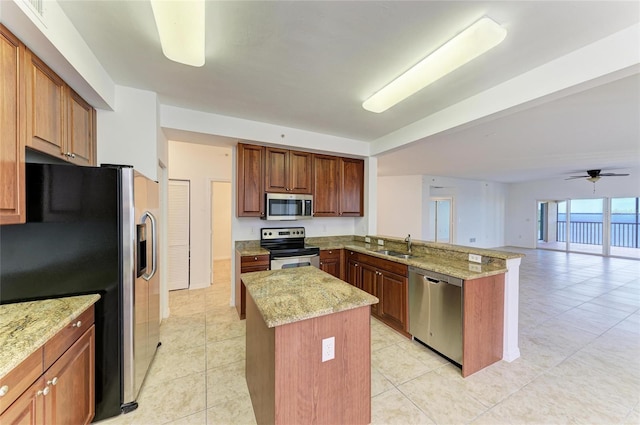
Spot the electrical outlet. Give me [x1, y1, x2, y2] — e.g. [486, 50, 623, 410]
[469, 254, 482, 263]
[322, 337, 335, 362]
[365, 237, 371, 243]
[377, 239, 384, 246]
[469, 264, 482, 273]
[469, 237, 476, 243]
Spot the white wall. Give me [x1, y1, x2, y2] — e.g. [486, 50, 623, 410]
[168, 141, 232, 289]
[377, 176, 424, 239]
[505, 169, 640, 248]
[97, 85, 160, 180]
[211, 182, 232, 260]
[377, 174, 507, 248]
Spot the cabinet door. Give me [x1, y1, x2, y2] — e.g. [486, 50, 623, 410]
[265, 147, 288, 193]
[379, 271, 407, 332]
[340, 158, 364, 216]
[360, 265, 379, 316]
[288, 150, 312, 194]
[237, 143, 265, 217]
[0, 377, 45, 425]
[319, 250, 341, 279]
[25, 49, 66, 159]
[66, 88, 95, 166]
[346, 258, 360, 288]
[312, 154, 340, 216]
[0, 25, 25, 225]
[44, 326, 95, 425]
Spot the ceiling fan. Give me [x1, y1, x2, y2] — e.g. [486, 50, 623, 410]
[565, 169, 630, 182]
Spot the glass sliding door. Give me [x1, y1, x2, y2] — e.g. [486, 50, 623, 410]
[610, 197, 640, 259]
[567, 198, 604, 255]
[537, 201, 562, 250]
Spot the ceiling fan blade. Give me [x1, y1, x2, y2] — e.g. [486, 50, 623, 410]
[565, 176, 588, 180]
[599, 173, 630, 177]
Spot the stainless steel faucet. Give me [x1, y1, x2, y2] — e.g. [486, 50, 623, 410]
[404, 234, 412, 253]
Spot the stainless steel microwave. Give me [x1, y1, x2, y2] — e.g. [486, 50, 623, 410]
[265, 193, 313, 220]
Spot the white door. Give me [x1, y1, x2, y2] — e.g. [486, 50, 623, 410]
[168, 179, 190, 290]
[428, 197, 453, 243]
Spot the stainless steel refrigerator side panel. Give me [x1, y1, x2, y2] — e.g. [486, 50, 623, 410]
[121, 168, 136, 404]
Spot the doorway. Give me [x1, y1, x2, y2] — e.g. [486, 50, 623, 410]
[168, 179, 190, 291]
[210, 181, 232, 284]
[428, 197, 453, 243]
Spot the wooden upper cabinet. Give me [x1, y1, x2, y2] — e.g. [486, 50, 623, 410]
[313, 155, 364, 217]
[312, 154, 340, 216]
[25, 49, 66, 157]
[0, 25, 26, 225]
[66, 88, 95, 166]
[24, 48, 96, 166]
[340, 158, 364, 216]
[265, 147, 312, 194]
[237, 143, 265, 217]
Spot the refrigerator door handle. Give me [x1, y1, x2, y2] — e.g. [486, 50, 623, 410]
[141, 211, 157, 281]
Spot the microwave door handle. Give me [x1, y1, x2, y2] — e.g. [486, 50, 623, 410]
[141, 211, 157, 281]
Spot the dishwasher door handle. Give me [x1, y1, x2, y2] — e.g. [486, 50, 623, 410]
[425, 277, 440, 284]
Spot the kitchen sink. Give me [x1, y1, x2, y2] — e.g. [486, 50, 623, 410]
[375, 249, 414, 259]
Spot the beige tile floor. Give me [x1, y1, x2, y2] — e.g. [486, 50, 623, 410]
[98, 250, 640, 425]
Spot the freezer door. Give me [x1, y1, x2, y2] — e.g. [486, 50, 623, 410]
[122, 170, 161, 406]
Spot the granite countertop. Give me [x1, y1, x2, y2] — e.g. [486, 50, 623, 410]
[0, 294, 101, 379]
[236, 234, 524, 280]
[342, 242, 508, 280]
[241, 266, 378, 328]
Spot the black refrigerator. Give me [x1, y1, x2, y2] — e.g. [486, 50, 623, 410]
[0, 162, 160, 422]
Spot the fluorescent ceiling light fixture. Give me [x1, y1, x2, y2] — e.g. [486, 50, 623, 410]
[150, 0, 205, 67]
[362, 17, 507, 113]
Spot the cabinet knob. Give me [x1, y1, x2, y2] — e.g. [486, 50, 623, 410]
[37, 386, 50, 396]
[254, 257, 258, 260]
[329, 250, 332, 254]
[47, 377, 58, 386]
[72, 320, 82, 328]
[70, 153, 76, 159]
[0, 385, 8, 396]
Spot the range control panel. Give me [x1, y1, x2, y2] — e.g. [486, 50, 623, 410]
[261, 227, 305, 240]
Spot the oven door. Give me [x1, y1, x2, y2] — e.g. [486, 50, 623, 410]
[271, 254, 320, 270]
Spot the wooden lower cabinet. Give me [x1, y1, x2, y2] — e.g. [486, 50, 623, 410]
[235, 252, 270, 319]
[44, 326, 95, 425]
[0, 306, 95, 425]
[319, 249, 342, 279]
[345, 251, 408, 335]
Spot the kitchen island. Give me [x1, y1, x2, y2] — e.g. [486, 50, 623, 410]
[241, 266, 378, 425]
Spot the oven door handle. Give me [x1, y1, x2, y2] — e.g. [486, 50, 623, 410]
[271, 253, 319, 261]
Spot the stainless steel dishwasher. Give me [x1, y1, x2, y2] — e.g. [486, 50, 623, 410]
[409, 266, 464, 365]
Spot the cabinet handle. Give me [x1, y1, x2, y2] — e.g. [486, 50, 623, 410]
[37, 386, 50, 396]
[72, 320, 82, 328]
[0, 385, 8, 396]
[47, 377, 58, 386]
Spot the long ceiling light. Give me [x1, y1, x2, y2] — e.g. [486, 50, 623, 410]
[150, 0, 205, 67]
[362, 17, 507, 113]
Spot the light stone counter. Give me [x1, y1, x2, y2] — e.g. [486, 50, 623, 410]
[0, 294, 100, 379]
[241, 266, 378, 328]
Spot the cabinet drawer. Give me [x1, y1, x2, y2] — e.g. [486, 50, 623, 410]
[320, 249, 341, 260]
[43, 306, 94, 370]
[0, 348, 43, 415]
[241, 255, 270, 268]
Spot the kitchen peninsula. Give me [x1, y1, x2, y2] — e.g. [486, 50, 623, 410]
[241, 266, 378, 425]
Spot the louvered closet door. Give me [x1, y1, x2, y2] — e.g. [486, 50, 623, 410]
[168, 180, 190, 290]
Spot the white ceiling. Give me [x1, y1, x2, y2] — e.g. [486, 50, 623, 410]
[56, 0, 640, 183]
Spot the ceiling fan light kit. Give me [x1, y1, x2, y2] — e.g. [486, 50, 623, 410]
[362, 16, 507, 113]
[150, 0, 205, 67]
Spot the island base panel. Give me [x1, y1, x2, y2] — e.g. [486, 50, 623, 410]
[246, 293, 371, 425]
